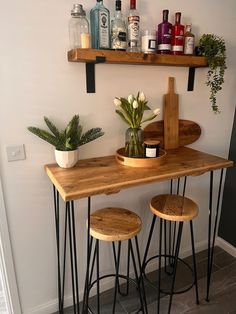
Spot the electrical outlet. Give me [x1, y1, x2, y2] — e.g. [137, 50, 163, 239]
[6, 145, 26, 162]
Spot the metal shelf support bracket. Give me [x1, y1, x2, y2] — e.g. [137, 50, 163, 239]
[187, 67, 196, 91]
[85, 56, 106, 93]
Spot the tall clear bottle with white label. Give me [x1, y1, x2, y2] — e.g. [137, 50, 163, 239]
[111, 0, 127, 50]
[127, 0, 140, 52]
[90, 0, 111, 49]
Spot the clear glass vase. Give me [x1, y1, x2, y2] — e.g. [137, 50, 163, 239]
[125, 127, 144, 158]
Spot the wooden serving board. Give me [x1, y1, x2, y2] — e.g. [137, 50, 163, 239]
[144, 119, 201, 148]
[163, 77, 179, 149]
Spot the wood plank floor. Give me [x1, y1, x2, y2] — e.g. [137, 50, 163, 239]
[54, 247, 236, 314]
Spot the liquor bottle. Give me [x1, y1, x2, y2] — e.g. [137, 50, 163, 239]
[111, 0, 127, 50]
[171, 12, 184, 55]
[127, 0, 140, 52]
[157, 9, 172, 54]
[68, 4, 90, 49]
[184, 24, 195, 55]
[90, 0, 111, 49]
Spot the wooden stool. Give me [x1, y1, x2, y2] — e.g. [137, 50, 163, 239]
[86, 207, 147, 313]
[142, 194, 199, 314]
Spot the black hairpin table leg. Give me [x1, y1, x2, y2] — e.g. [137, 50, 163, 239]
[206, 169, 224, 302]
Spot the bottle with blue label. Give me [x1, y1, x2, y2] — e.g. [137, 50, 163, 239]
[90, 0, 111, 49]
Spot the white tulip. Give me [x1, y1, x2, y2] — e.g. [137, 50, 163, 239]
[138, 92, 146, 102]
[128, 94, 134, 104]
[114, 98, 121, 107]
[132, 100, 139, 109]
[153, 108, 161, 115]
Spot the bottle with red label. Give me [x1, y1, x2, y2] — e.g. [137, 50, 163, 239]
[127, 0, 140, 52]
[157, 9, 172, 54]
[171, 12, 184, 55]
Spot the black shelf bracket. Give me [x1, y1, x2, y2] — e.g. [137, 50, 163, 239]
[187, 67, 196, 91]
[85, 56, 106, 93]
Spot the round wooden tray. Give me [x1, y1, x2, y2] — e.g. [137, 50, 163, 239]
[116, 148, 167, 168]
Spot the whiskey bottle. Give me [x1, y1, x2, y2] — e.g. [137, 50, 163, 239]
[157, 9, 172, 54]
[127, 0, 140, 52]
[111, 0, 127, 50]
[184, 24, 195, 55]
[90, 0, 111, 49]
[171, 12, 184, 55]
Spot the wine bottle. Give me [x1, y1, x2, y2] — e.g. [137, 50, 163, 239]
[171, 12, 184, 55]
[111, 0, 127, 50]
[90, 0, 111, 49]
[184, 24, 195, 55]
[157, 9, 172, 54]
[127, 0, 140, 52]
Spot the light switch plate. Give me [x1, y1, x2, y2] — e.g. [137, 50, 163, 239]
[6, 145, 26, 162]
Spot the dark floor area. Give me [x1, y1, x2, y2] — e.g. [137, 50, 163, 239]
[54, 246, 236, 313]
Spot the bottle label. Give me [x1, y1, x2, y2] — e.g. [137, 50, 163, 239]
[128, 16, 140, 41]
[158, 43, 171, 50]
[112, 30, 127, 50]
[99, 10, 109, 48]
[184, 37, 194, 54]
[172, 45, 183, 52]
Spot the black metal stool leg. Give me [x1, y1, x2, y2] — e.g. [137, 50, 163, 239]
[112, 241, 121, 313]
[190, 220, 199, 304]
[130, 239, 146, 314]
[157, 219, 163, 314]
[168, 222, 183, 314]
[135, 236, 148, 314]
[142, 215, 156, 272]
[96, 239, 100, 314]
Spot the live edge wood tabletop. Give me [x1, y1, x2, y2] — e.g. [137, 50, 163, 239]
[44, 147, 233, 202]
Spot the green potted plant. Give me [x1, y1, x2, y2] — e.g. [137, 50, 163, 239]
[198, 34, 227, 113]
[28, 114, 104, 168]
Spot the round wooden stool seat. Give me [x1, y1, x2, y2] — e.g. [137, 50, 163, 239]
[90, 207, 142, 241]
[150, 194, 199, 222]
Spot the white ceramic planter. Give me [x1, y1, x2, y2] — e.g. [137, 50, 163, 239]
[55, 149, 79, 168]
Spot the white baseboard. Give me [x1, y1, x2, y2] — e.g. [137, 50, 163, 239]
[216, 236, 236, 257]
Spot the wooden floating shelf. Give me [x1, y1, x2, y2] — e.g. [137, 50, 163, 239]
[68, 48, 208, 67]
[67, 48, 208, 93]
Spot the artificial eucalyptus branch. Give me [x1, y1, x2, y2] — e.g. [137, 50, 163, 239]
[198, 34, 227, 113]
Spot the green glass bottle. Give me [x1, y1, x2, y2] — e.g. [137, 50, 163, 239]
[90, 0, 111, 49]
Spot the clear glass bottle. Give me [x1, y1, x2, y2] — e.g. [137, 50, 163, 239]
[171, 12, 184, 55]
[157, 9, 172, 54]
[90, 0, 111, 49]
[69, 4, 90, 49]
[127, 0, 140, 52]
[184, 24, 195, 55]
[111, 0, 127, 50]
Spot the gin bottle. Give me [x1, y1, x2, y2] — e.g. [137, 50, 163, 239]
[157, 9, 172, 54]
[90, 0, 111, 49]
[171, 12, 184, 55]
[127, 0, 140, 52]
[111, 0, 127, 50]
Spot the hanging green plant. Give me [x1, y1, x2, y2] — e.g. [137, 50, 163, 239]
[198, 34, 227, 113]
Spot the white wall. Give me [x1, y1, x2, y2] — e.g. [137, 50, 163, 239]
[0, 0, 236, 313]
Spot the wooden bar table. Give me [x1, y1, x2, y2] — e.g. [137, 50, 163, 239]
[45, 146, 233, 313]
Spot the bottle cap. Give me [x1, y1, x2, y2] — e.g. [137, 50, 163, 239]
[116, 0, 121, 11]
[71, 4, 86, 16]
